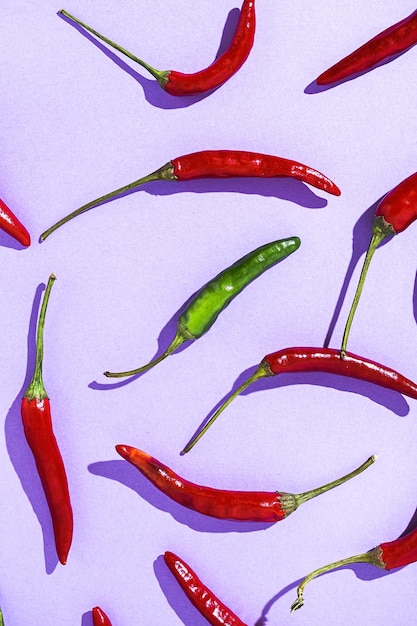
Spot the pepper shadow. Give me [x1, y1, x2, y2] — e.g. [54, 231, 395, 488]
[81, 611, 90, 626]
[412, 269, 417, 328]
[55, 172, 329, 244]
[4, 282, 59, 573]
[182, 359, 410, 452]
[58, 8, 242, 110]
[0, 228, 29, 250]
[88, 459, 274, 534]
[323, 197, 393, 348]
[154, 554, 208, 626]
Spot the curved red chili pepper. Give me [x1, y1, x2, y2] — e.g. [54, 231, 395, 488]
[40, 150, 340, 240]
[164, 551, 248, 626]
[291, 524, 417, 612]
[0, 197, 30, 246]
[116, 445, 375, 521]
[21, 274, 73, 565]
[341, 170, 417, 356]
[316, 10, 417, 85]
[92, 606, 112, 626]
[181, 346, 417, 453]
[60, 2, 255, 96]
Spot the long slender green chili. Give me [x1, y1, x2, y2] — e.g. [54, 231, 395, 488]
[104, 236, 301, 378]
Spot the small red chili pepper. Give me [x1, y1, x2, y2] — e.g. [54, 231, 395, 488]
[21, 274, 73, 565]
[92, 606, 112, 626]
[181, 346, 417, 453]
[40, 150, 340, 240]
[164, 550, 247, 625]
[291, 523, 417, 612]
[316, 10, 417, 85]
[59, 2, 255, 96]
[341, 170, 417, 356]
[117, 445, 376, 521]
[0, 197, 30, 246]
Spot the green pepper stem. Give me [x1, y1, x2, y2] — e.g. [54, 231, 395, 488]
[290, 547, 383, 613]
[24, 274, 57, 401]
[40, 163, 175, 241]
[59, 10, 170, 86]
[340, 216, 394, 358]
[180, 361, 272, 454]
[0, 607, 4, 626]
[103, 323, 191, 378]
[294, 455, 376, 508]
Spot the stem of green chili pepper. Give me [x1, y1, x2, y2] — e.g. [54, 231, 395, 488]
[103, 325, 191, 378]
[59, 10, 170, 87]
[292, 454, 376, 509]
[290, 547, 383, 613]
[40, 163, 175, 241]
[0, 607, 4, 626]
[180, 361, 272, 454]
[340, 216, 393, 358]
[24, 273, 56, 401]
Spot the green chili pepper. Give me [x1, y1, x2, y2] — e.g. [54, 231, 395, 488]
[104, 236, 301, 378]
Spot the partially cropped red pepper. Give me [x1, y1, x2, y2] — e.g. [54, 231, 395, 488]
[21, 274, 73, 565]
[316, 9, 417, 85]
[40, 150, 340, 240]
[92, 606, 112, 626]
[0, 197, 30, 246]
[164, 550, 247, 625]
[341, 170, 417, 356]
[291, 523, 417, 612]
[181, 346, 417, 453]
[117, 445, 375, 521]
[59, 2, 255, 96]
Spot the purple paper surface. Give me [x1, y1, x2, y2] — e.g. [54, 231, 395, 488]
[1, 2, 417, 624]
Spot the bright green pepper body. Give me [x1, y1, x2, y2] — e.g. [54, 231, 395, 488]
[104, 236, 300, 378]
[180, 237, 300, 338]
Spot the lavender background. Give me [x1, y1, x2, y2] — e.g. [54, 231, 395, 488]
[1, 2, 417, 624]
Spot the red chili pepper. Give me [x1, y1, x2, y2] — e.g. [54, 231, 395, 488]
[164, 551, 247, 625]
[341, 170, 417, 356]
[40, 150, 340, 240]
[316, 10, 417, 85]
[117, 445, 375, 521]
[59, 2, 255, 96]
[0, 197, 30, 246]
[181, 346, 417, 453]
[21, 274, 73, 565]
[92, 606, 112, 626]
[291, 524, 417, 612]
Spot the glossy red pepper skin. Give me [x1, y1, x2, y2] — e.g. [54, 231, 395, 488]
[0, 197, 30, 246]
[182, 346, 417, 453]
[263, 347, 417, 398]
[171, 150, 341, 195]
[21, 275, 73, 565]
[21, 397, 73, 565]
[163, 0, 255, 95]
[164, 551, 248, 626]
[92, 606, 113, 626]
[316, 10, 417, 85]
[117, 445, 375, 522]
[378, 526, 417, 570]
[116, 445, 291, 521]
[375, 170, 417, 233]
